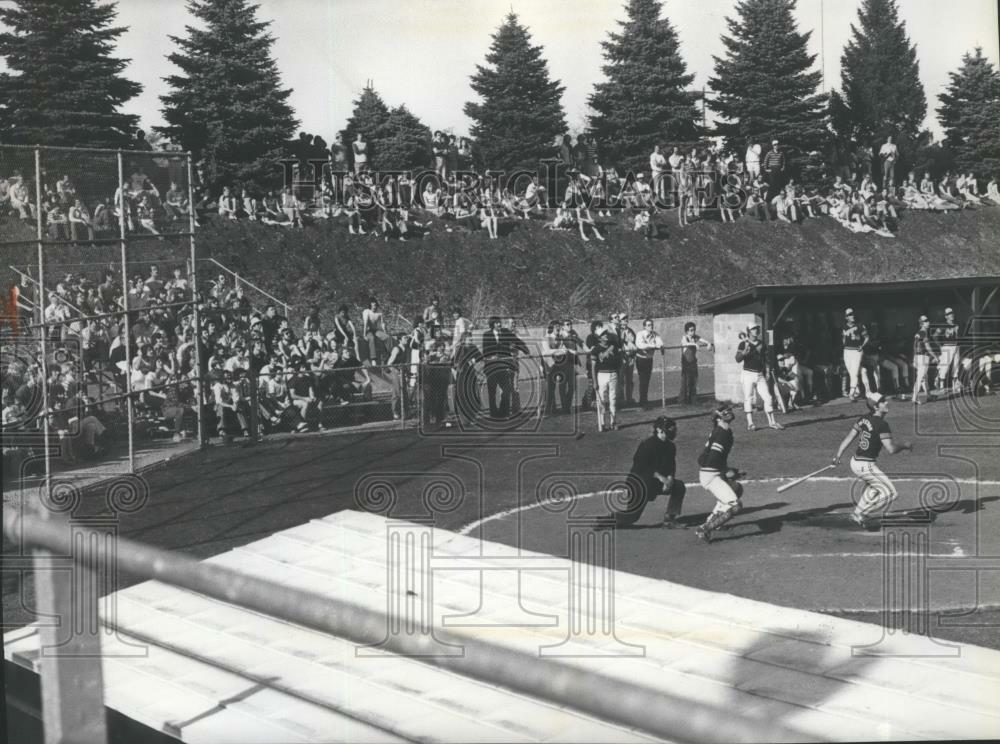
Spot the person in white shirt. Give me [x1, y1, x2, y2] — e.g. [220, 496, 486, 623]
[650, 145, 667, 202]
[986, 176, 1000, 205]
[879, 136, 898, 188]
[635, 318, 663, 407]
[745, 140, 762, 181]
[680, 322, 713, 404]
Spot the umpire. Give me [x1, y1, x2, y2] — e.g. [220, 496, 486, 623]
[614, 416, 687, 528]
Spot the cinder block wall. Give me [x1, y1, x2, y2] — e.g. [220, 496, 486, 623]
[713, 313, 761, 404]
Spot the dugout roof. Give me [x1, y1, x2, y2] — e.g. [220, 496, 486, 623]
[698, 275, 1000, 322]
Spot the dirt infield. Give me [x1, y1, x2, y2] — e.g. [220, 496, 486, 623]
[5, 391, 1000, 648]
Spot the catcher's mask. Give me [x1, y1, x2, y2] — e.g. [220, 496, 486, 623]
[714, 404, 736, 423]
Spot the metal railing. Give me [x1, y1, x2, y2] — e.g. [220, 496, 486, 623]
[202, 257, 292, 319]
[3, 506, 808, 744]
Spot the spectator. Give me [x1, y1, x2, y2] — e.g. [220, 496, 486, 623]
[650, 145, 667, 202]
[762, 139, 786, 198]
[635, 318, 663, 407]
[879, 135, 898, 188]
[352, 132, 368, 174]
[361, 297, 389, 365]
[68, 199, 95, 243]
[679, 321, 712, 405]
[745, 139, 762, 182]
[385, 333, 411, 420]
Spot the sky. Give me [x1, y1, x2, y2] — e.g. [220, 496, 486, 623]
[5, 0, 1000, 140]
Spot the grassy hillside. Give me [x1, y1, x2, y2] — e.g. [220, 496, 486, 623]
[5, 208, 1000, 328]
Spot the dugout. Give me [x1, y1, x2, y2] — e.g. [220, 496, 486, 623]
[698, 276, 1000, 403]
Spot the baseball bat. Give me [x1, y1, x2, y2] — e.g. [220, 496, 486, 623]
[776, 464, 836, 493]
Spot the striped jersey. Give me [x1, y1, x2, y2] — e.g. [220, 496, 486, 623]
[697, 425, 733, 471]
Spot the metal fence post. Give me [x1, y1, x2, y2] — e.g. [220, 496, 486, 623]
[186, 155, 206, 446]
[34, 145, 109, 744]
[117, 151, 135, 473]
[660, 348, 666, 408]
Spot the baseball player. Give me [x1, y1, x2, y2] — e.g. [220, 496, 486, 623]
[841, 307, 869, 400]
[831, 393, 912, 529]
[614, 416, 687, 528]
[736, 323, 783, 431]
[694, 404, 746, 543]
[934, 307, 962, 394]
[911, 314, 939, 405]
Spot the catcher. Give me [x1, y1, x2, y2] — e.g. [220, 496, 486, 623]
[694, 404, 747, 543]
[614, 416, 687, 528]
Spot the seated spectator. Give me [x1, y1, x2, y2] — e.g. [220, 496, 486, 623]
[213, 369, 249, 440]
[45, 199, 67, 240]
[164, 182, 190, 221]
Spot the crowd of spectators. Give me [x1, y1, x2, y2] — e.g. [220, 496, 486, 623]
[192, 132, 1000, 242]
[0, 166, 193, 241]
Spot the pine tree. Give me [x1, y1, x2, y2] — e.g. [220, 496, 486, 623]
[338, 85, 390, 170]
[374, 106, 433, 171]
[836, 0, 926, 148]
[158, 0, 298, 193]
[0, 0, 141, 147]
[708, 0, 827, 157]
[588, 0, 700, 173]
[464, 13, 567, 172]
[937, 48, 1000, 175]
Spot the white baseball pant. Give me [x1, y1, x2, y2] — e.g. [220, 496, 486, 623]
[912, 354, 930, 401]
[699, 470, 739, 508]
[595, 370, 618, 426]
[850, 457, 898, 518]
[741, 369, 773, 413]
[843, 348, 863, 395]
[939, 344, 960, 389]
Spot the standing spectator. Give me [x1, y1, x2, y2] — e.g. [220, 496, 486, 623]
[635, 318, 663, 407]
[385, 333, 410, 420]
[879, 136, 898, 189]
[616, 315, 637, 406]
[542, 331, 577, 415]
[352, 132, 368, 174]
[650, 145, 667, 202]
[557, 134, 573, 166]
[422, 336, 452, 428]
[480, 315, 528, 419]
[762, 139, 786, 198]
[451, 331, 483, 424]
[667, 146, 683, 206]
[679, 321, 712, 405]
[589, 322, 622, 432]
[432, 131, 448, 179]
[745, 139, 762, 181]
[362, 297, 389, 365]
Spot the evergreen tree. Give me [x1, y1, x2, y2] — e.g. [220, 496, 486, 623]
[708, 0, 827, 157]
[0, 0, 141, 147]
[937, 48, 1000, 175]
[836, 0, 926, 148]
[588, 0, 700, 173]
[464, 13, 567, 172]
[374, 106, 432, 171]
[158, 0, 298, 193]
[338, 85, 390, 170]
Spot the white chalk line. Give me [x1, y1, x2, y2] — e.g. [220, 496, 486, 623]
[458, 476, 1000, 536]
